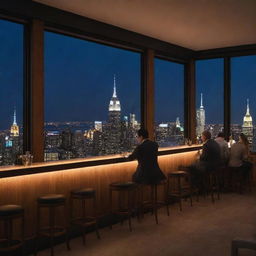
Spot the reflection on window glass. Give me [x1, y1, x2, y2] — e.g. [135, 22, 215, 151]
[0, 19, 23, 166]
[196, 58, 224, 141]
[231, 55, 256, 149]
[44, 32, 141, 161]
[154, 58, 184, 147]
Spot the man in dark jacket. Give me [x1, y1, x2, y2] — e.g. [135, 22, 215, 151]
[190, 130, 221, 187]
[200, 130, 221, 171]
[128, 128, 166, 184]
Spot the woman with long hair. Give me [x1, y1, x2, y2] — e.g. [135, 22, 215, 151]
[229, 133, 248, 167]
[229, 133, 252, 191]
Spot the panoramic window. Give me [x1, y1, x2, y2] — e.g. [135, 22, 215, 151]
[154, 58, 184, 147]
[231, 55, 256, 149]
[44, 31, 141, 161]
[196, 58, 224, 141]
[0, 19, 24, 166]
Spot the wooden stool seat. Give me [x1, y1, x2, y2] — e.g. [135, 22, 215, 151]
[0, 204, 25, 255]
[70, 188, 100, 245]
[110, 182, 137, 190]
[71, 188, 96, 197]
[0, 204, 24, 217]
[37, 194, 66, 205]
[169, 171, 187, 176]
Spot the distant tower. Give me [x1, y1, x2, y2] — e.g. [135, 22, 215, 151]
[105, 75, 121, 154]
[108, 75, 121, 112]
[176, 117, 181, 128]
[196, 93, 205, 137]
[242, 99, 253, 143]
[130, 113, 136, 128]
[10, 108, 19, 137]
[94, 121, 102, 132]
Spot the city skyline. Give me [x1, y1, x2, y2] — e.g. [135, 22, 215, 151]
[1, 19, 255, 131]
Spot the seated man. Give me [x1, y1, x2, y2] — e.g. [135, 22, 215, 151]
[189, 130, 221, 189]
[128, 128, 166, 185]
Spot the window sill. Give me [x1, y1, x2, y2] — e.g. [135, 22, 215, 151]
[0, 144, 202, 178]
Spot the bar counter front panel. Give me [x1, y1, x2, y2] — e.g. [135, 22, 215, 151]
[0, 148, 199, 236]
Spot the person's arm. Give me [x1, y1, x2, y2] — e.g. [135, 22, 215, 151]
[200, 143, 208, 161]
[127, 145, 139, 161]
[242, 145, 248, 160]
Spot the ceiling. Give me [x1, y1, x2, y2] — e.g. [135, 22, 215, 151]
[34, 0, 256, 50]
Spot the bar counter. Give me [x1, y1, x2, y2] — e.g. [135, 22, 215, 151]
[0, 145, 201, 236]
[0, 145, 201, 178]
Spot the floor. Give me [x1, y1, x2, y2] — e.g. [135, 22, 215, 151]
[36, 192, 256, 256]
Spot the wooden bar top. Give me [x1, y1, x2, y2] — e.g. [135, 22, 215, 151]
[0, 144, 202, 178]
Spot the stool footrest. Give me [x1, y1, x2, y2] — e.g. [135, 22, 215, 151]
[71, 217, 97, 226]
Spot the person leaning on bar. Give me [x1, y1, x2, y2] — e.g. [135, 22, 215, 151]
[127, 128, 166, 184]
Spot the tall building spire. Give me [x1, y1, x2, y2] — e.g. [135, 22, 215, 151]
[246, 98, 250, 115]
[10, 107, 19, 137]
[243, 98, 253, 143]
[13, 108, 17, 125]
[109, 74, 121, 112]
[113, 74, 117, 98]
[200, 93, 203, 108]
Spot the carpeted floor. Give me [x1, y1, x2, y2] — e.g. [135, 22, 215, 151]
[36, 192, 256, 256]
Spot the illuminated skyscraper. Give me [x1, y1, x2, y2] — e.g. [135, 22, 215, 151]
[176, 117, 181, 128]
[242, 99, 253, 143]
[104, 75, 121, 154]
[196, 93, 205, 137]
[94, 121, 103, 132]
[10, 108, 19, 137]
[130, 113, 137, 128]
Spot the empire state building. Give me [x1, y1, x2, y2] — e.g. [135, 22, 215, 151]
[10, 108, 19, 137]
[196, 93, 205, 137]
[242, 99, 253, 143]
[104, 75, 122, 154]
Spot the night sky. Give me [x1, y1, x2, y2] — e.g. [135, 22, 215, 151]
[231, 55, 256, 124]
[155, 58, 184, 123]
[0, 19, 255, 130]
[45, 31, 141, 123]
[0, 19, 23, 130]
[196, 58, 224, 124]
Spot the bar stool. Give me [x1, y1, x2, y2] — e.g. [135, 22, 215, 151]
[230, 166, 252, 194]
[35, 194, 70, 256]
[109, 182, 138, 231]
[0, 204, 25, 255]
[139, 180, 170, 224]
[70, 188, 100, 245]
[204, 170, 221, 203]
[167, 171, 193, 211]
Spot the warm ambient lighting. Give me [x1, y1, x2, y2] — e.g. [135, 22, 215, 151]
[0, 151, 197, 235]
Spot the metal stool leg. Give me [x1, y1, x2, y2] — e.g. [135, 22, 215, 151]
[93, 197, 100, 239]
[109, 189, 113, 229]
[164, 182, 170, 216]
[49, 207, 55, 256]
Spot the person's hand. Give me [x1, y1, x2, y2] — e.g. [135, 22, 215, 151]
[121, 152, 129, 158]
